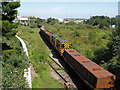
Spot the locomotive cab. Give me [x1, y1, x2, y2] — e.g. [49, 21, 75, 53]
[56, 38, 72, 56]
[50, 34, 60, 46]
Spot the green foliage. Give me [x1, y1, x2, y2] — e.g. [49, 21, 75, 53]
[47, 17, 59, 25]
[30, 23, 37, 28]
[17, 26, 63, 88]
[73, 30, 80, 37]
[99, 20, 109, 29]
[84, 16, 113, 29]
[2, 1, 20, 22]
[2, 1, 30, 88]
[32, 72, 64, 88]
[66, 21, 76, 25]
[2, 20, 13, 36]
[37, 18, 46, 26]
[85, 49, 95, 60]
[29, 16, 36, 19]
[2, 37, 29, 88]
[88, 31, 96, 41]
[2, 1, 20, 36]
[2, 54, 29, 88]
[28, 17, 46, 28]
[111, 18, 118, 25]
[45, 23, 111, 60]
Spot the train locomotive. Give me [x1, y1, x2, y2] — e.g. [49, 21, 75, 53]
[40, 26, 116, 89]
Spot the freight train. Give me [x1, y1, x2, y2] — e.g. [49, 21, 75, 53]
[40, 26, 116, 89]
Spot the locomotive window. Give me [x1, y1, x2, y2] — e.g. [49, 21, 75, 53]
[62, 44, 64, 49]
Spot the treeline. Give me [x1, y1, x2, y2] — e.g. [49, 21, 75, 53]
[84, 16, 118, 29]
[2, 1, 29, 88]
[27, 17, 59, 28]
[28, 15, 118, 30]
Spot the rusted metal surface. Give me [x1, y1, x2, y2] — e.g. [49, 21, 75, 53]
[63, 49, 116, 89]
[40, 26, 53, 41]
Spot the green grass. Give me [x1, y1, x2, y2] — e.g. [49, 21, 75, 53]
[16, 25, 64, 88]
[32, 70, 63, 88]
[55, 67, 63, 70]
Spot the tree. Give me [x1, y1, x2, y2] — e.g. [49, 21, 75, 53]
[111, 18, 117, 25]
[2, 1, 30, 88]
[37, 18, 46, 27]
[84, 16, 111, 29]
[2, 1, 20, 22]
[2, 1, 20, 36]
[66, 21, 76, 25]
[47, 17, 59, 25]
[99, 20, 109, 29]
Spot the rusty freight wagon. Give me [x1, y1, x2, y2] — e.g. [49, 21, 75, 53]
[40, 27, 53, 41]
[63, 49, 116, 89]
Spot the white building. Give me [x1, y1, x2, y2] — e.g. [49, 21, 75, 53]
[63, 18, 87, 24]
[14, 15, 29, 25]
[110, 25, 115, 28]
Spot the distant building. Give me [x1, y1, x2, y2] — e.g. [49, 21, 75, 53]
[63, 18, 87, 24]
[58, 19, 63, 22]
[14, 15, 29, 25]
[116, 15, 120, 18]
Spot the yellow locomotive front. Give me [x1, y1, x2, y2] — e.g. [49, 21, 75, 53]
[56, 39, 72, 56]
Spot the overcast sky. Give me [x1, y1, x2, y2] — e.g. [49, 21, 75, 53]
[17, 0, 119, 19]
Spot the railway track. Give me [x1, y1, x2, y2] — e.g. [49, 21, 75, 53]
[46, 53, 77, 89]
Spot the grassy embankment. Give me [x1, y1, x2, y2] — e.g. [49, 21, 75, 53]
[45, 24, 112, 63]
[16, 25, 64, 88]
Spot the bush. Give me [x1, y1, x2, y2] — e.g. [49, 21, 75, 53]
[2, 54, 29, 88]
[2, 34, 30, 88]
[88, 31, 96, 41]
[66, 21, 76, 25]
[2, 20, 13, 36]
[30, 23, 37, 28]
[73, 30, 80, 37]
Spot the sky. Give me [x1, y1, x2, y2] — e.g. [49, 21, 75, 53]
[17, 0, 119, 19]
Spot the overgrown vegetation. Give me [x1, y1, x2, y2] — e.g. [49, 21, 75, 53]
[25, 17, 59, 28]
[17, 26, 64, 88]
[84, 16, 118, 29]
[2, 1, 29, 88]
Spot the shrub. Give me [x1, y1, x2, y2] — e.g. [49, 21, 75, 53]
[66, 21, 76, 25]
[2, 54, 29, 88]
[73, 30, 80, 37]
